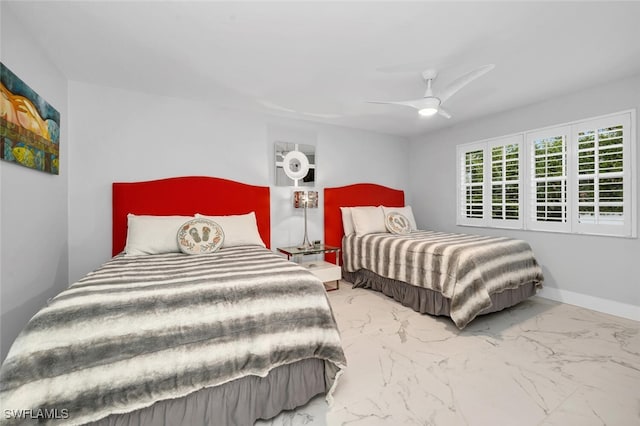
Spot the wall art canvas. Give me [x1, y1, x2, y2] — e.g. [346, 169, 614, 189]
[0, 62, 60, 174]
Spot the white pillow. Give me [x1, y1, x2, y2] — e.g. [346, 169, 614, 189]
[196, 212, 266, 248]
[340, 207, 355, 236]
[351, 206, 387, 235]
[125, 214, 194, 256]
[382, 205, 417, 230]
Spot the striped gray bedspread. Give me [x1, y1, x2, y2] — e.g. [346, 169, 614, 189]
[0, 246, 346, 425]
[343, 231, 544, 328]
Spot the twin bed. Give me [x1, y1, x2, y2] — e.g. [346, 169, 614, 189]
[324, 183, 544, 329]
[1, 177, 543, 425]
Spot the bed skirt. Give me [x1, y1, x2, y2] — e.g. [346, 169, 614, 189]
[90, 358, 326, 426]
[343, 268, 538, 318]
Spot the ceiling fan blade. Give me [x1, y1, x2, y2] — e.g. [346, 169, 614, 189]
[259, 99, 296, 113]
[438, 108, 452, 119]
[301, 111, 342, 119]
[366, 100, 422, 110]
[260, 99, 341, 119]
[437, 64, 495, 104]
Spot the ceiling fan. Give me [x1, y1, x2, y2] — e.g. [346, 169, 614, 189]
[368, 64, 495, 119]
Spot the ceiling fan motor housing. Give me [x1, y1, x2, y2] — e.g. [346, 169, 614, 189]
[418, 97, 440, 116]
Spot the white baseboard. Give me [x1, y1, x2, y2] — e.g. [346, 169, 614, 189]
[538, 287, 640, 322]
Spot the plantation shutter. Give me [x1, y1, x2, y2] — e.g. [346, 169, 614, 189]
[526, 126, 571, 232]
[488, 135, 523, 228]
[457, 143, 486, 226]
[573, 113, 632, 236]
[457, 109, 635, 237]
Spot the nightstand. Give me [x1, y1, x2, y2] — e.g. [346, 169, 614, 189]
[277, 245, 341, 291]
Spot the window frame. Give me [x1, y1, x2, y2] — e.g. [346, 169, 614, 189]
[455, 109, 636, 238]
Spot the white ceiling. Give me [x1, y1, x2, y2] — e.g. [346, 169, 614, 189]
[5, 1, 640, 137]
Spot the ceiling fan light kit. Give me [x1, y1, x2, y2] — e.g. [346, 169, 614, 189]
[368, 64, 495, 119]
[418, 107, 438, 117]
[417, 97, 441, 116]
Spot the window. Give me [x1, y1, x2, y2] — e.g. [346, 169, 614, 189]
[457, 143, 485, 226]
[489, 136, 522, 228]
[573, 114, 633, 237]
[526, 127, 570, 232]
[457, 136, 523, 228]
[456, 110, 636, 238]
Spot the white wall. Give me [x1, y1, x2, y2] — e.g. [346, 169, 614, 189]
[0, 7, 69, 360]
[68, 81, 409, 282]
[409, 74, 640, 320]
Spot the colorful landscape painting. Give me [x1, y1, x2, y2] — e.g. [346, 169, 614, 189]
[0, 62, 60, 174]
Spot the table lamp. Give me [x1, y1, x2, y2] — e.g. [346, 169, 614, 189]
[294, 190, 318, 249]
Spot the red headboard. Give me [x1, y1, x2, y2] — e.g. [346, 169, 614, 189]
[324, 183, 404, 264]
[112, 176, 271, 256]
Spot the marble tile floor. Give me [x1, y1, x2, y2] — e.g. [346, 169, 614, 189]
[258, 281, 640, 426]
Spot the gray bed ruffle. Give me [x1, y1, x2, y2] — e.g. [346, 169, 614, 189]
[344, 268, 538, 319]
[91, 358, 325, 426]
